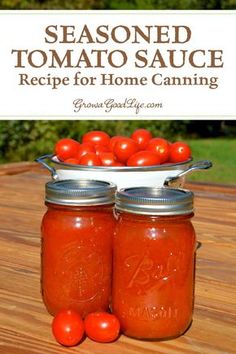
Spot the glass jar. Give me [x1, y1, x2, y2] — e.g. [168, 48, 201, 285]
[112, 187, 196, 340]
[41, 179, 116, 317]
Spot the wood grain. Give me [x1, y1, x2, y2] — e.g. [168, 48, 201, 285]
[0, 170, 235, 354]
[0, 161, 40, 176]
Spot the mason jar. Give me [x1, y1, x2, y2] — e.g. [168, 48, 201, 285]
[41, 179, 116, 317]
[112, 187, 196, 340]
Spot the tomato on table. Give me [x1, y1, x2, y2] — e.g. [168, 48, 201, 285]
[131, 129, 153, 150]
[82, 131, 110, 147]
[113, 138, 139, 163]
[169, 142, 191, 163]
[52, 309, 84, 347]
[146, 138, 170, 164]
[127, 151, 161, 167]
[84, 312, 120, 343]
[55, 138, 80, 161]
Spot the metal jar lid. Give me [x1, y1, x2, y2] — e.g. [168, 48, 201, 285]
[45, 179, 117, 206]
[115, 187, 194, 216]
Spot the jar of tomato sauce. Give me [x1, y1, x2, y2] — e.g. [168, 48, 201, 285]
[41, 179, 116, 317]
[112, 187, 196, 340]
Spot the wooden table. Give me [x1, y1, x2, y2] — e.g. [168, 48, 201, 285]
[0, 165, 235, 354]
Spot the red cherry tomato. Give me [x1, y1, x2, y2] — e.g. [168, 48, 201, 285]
[95, 145, 110, 156]
[82, 131, 110, 147]
[109, 136, 124, 152]
[77, 143, 95, 160]
[55, 138, 80, 161]
[127, 151, 161, 167]
[84, 312, 120, 343]
[131, 129, 153, 150]
[146, 138, 170, 164]
[113, 138, 139, 163]
[112, 161, 125, 167]
[79, 152, 102, 166]
[169, 142, 191, 163]
[64, 158, 80, 165]
[99, 152, 117, 166]
[52, 309, 84, 347]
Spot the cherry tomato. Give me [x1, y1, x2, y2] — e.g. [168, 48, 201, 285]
[113, 138, 139, 163]
[169, 142, 191, 163]
[94, 145, 110, 156]
[131, 129, 153, 150]
[99, 152, 117, 166]
[112, 161, 125, 167]
[84, 312, 120, 343]
[55, 138, 80, 161]
[146, 138, 170, 164]
[52, 309, 84, 347]
[127, 151, 161, 167]
[77, 143, 95, 160]
[109, 136, 124, 152]
[82, 131, 110, 147]
[79, 152, 102, 166]
[64, 158, 80, 165]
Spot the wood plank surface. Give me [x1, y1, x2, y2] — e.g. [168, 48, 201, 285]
[0, 169, 235, 354]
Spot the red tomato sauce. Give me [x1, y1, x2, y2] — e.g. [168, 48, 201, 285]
[41, 204, 115, 317]
[112, 212, 196, 339]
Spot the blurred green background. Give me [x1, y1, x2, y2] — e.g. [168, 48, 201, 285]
[0, 120, 235, 185]
[0, 0, 235, 9]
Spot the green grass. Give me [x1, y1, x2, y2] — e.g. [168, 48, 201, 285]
[185, 138, 236, 185]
